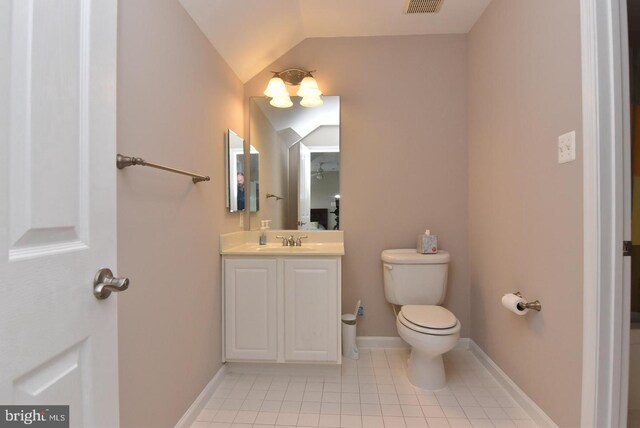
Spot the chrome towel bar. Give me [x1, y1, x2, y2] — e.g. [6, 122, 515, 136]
[116, 154, 210, 184]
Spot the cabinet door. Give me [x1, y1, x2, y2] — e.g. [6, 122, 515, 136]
[225, 258, 277, 360]
[284, 259, 339, 361]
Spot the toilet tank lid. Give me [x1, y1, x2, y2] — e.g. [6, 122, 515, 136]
[381, 249, 450, 264]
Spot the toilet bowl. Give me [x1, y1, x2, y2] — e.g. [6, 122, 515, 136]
[396, 305, 460, 389]
[381, 249, 460, 390]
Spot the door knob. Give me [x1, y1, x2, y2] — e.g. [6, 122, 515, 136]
[93, 268, 129, 300]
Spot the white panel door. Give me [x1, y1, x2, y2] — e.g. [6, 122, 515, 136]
[284, 259, 338, 362]
[0, 1, 119, 427]
[298, 143, 311, 229]
[225, 259, 278, 361]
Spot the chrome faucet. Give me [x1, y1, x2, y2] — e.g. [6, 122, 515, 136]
[276, 235, 295, 246]
[275, 234, 309, 246]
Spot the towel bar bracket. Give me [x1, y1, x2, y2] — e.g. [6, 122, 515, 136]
[266, 193, 285, 201]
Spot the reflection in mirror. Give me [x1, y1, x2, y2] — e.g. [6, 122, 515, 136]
[226, 130, 259, 212]
[250, 96, 339, 230]
[248, 146, 259, 212]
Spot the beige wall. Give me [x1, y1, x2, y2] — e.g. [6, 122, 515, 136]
[117, 1, 243, 426]
[467, 0, 583, 426]
[244, 35, 469, 337]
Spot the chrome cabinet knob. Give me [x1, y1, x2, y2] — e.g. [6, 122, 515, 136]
[93, 268, 130, 300]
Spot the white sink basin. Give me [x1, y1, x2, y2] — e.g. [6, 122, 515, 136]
[251, 245, 315, 252]
[220, 231, 344, 256]
[222, 242, 344, 256]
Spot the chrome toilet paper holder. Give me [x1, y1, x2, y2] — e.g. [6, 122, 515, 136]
[514, 292, 542, 312]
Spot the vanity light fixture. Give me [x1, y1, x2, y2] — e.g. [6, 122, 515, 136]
[263, 68, 323, 108]
[264, 74, 291, 107]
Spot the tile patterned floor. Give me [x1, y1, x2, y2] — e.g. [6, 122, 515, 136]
[192, 348, 539, 428]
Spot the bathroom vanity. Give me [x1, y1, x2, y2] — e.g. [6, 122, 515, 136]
[220, 231, 344, 364]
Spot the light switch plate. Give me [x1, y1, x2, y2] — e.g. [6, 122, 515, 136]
[558, 131, 576, 164]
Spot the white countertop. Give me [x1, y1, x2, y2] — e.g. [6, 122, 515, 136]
[220, 230, 344, 256]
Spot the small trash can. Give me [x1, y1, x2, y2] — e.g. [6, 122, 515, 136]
[341, 314, 359, 360]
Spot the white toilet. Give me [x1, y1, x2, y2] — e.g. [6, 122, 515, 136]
[381, 249, 460, 390]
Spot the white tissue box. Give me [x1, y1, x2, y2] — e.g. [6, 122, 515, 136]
[417, 234, 438, 254]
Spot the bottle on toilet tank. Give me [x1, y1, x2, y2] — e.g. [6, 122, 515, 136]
[417, 229, 438, 254]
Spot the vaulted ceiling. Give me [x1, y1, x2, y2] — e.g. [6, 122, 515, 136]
[179, 0, 492, 83]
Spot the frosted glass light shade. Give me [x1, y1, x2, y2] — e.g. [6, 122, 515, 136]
[264, 76, 288, 98]
[270, 95, 293, 108]
[297, 76, 322, 97]
[300, 95, 323, 108]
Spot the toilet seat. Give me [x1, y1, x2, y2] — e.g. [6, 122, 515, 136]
[398, 305, 460, 336]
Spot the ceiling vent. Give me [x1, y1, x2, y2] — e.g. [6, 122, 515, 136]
[403, 0, 444, 14]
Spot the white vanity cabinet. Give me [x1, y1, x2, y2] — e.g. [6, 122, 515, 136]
[224, 258, 278, 361]
[284, 259, 339, 362]
[223, 256, 341, 364]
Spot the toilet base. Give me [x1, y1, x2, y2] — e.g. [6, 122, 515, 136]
[406, 347, 446, 390]
[395, 311, 460, 391]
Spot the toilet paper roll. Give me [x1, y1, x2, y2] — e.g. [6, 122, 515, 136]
[501, 293, 529, 315]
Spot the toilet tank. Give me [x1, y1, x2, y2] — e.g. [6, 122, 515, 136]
[381, 249, 450, 305]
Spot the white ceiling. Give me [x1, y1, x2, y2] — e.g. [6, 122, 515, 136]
[179, 0, 492, 83]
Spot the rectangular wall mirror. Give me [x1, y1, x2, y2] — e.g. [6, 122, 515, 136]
[249, 96, 340, 230]
[226, 129, 259, 212]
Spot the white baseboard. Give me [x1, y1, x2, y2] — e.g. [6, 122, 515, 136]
[175, 364, 228, 428]
[469, 341, 557, 428]
[355, 336, 471, 350]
